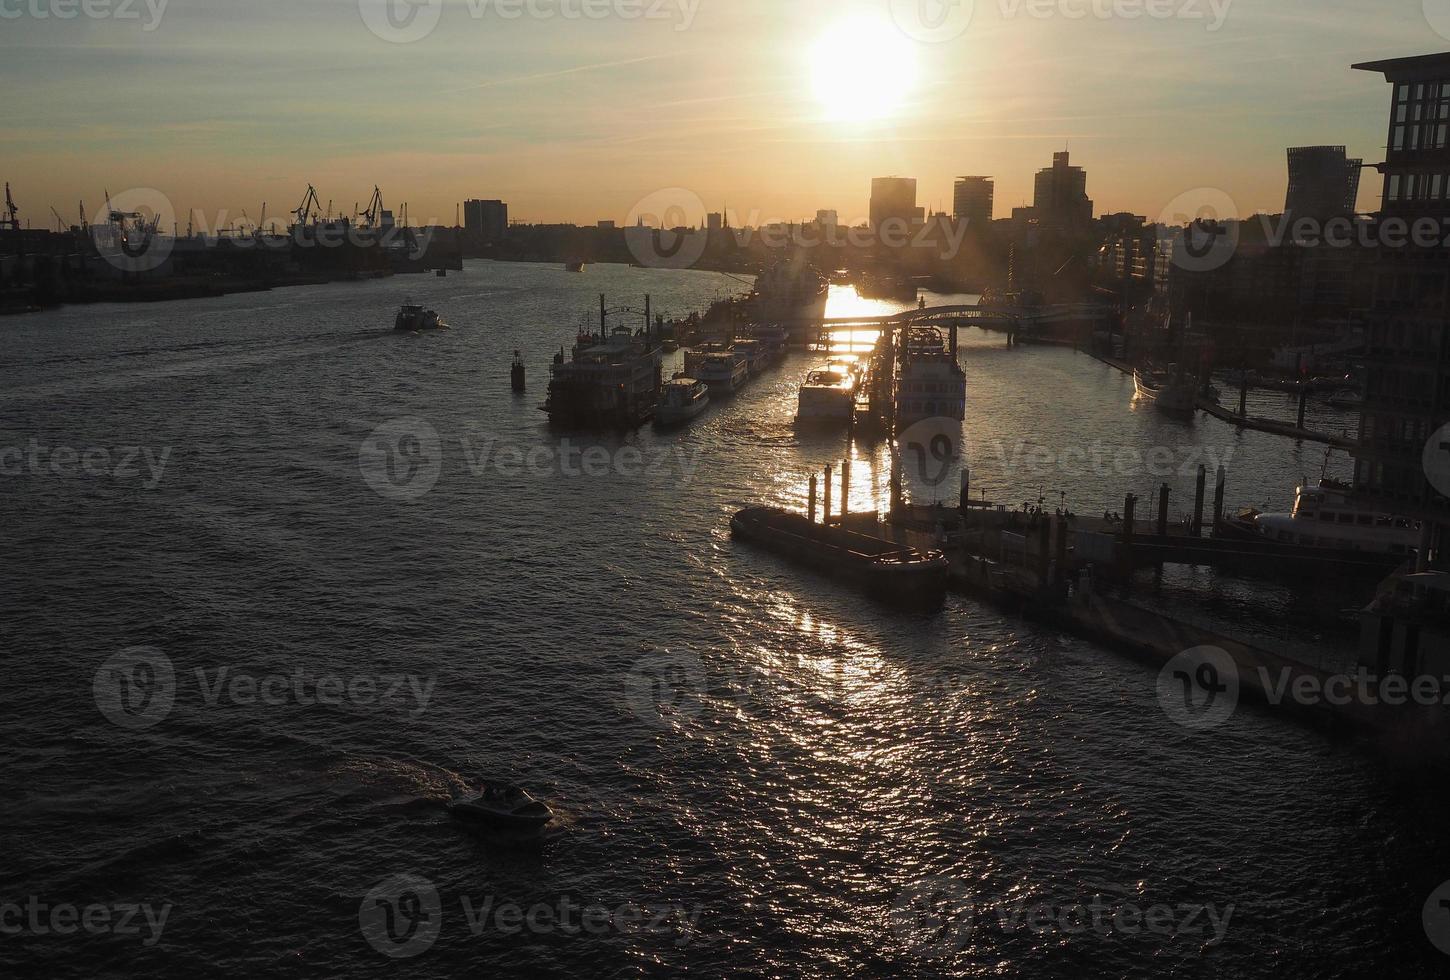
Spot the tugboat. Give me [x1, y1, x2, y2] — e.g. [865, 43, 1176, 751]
[542, 326, 662, 428]
[394, 301, 447, 332]
[447, 782, 553, 832]
[731, 507, 949, 609]
[656, 377, 710, 426]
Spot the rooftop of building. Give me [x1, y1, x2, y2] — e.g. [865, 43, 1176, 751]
[1352, 52, 1450, 80]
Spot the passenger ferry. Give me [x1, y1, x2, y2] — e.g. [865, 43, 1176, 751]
[542, 326, 662, 428]
[895, 328, 965, 426]
[656, 377, 710, 426]
[796, 365, 857, 423]
[685, 343, 750, 394]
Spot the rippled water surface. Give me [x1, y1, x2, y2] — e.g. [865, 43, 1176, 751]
[2, 261, 1447, 977]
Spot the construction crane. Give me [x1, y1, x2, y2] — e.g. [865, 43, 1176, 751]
[49, 206, 69, 231]
[291, 184, 321, 228]
[2, 183, 19, 232]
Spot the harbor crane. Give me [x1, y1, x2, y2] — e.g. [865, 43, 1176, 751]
[2, 183, 19, 232]
[360, 186, 385, 229]
[291, 184, 321, 228]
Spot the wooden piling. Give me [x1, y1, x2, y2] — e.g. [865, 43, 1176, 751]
[1123, 493, 1137, 565]
[1157, 483, 1170, 539]
[1213, 465, 1226, 527]
[841, 457, 851, 521]
[808, 475, 818, 524]
[1192, 465, 1207, 537]
[823, 465, 833, 525]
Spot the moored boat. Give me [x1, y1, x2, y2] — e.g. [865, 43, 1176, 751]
[542, 326, 662, 428]
[796, 365, 857, 423]
[730, 507, 949, 609]
[656, 377, 710, 426]
[1133, 367, 1196, 415]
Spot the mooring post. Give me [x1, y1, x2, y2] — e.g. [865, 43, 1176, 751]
[1297, 383, 1308, 430]
[1055, 516, 1069, 586]
[600, 293, 606, 336]
[1123, 493, 1137, 566]
[960, 467, 970, 512]
[808, 475, 818, 524]
[1157, 483, 1170, 538]
[841, 457, 851, 522]
[1213, 465, 1226, 528]
[1193, 465, 1207, 537]
[1238, 372, 1248, 417]
[823, 465, 833, 526]
[1038, 517, 1052, 590]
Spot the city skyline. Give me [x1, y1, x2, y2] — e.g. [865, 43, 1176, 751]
[5, 0, 1450, 229]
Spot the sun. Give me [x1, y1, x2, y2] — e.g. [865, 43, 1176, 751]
[810, 16, 920, 123]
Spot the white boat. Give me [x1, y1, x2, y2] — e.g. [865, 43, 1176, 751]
[1133, 367, 1197, 415]
[896, 329, 965, 426]
[447, 783, 553, 831]
[732, 339, 772, 375]
[796, 365, 857, 422]
[656, 377, 710, 425]
[686, 344, 749, 394]
[1225, 480, 1422, 557]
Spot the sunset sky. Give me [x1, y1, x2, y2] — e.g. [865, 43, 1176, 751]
[2, 0, 1446, 230]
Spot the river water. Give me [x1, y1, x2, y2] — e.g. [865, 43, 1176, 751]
[2, 260, 1446, 977]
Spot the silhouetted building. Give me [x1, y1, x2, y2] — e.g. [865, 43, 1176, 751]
[1285, 146, 1362, 220]
[815, 209, 838, 234]
[706, 212, 723, 232]
[1032, 152, 1092, 231]
[953, 176, 994, 227]
[464, 199, 508, 243]
[870, 177, 923, 230]
[1350, 53, 1450, 550]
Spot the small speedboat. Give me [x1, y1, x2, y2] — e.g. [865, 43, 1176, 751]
[447, 783, 553, 831]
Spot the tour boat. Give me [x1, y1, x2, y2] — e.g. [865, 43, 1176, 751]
[542, 326, 662, 428]
[686, 344, 749, 394]
[896, 330, 965, 426]
[796, 365, 857, 423]
[394, 302, 447, 332]
[730, 507, 949, 609]
[656, 377, 710, 426]
[447, 783, 553, 831]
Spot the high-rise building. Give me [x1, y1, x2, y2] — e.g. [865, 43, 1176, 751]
[1350, 54, 1450, 562]
[953, 176, 994, 227]
[463, 199, 508, 242]
[1032, 152, 1092, 231]
[706, 212, 723, 232]
[815, 209, 838, 232]
[1285, 146, 1363, 219]
[870, 177, 923, 230]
